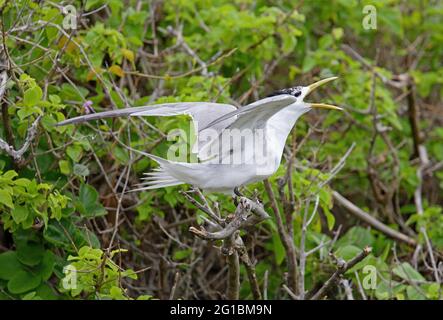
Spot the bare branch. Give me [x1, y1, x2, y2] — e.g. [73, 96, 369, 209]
[0, 115, 41, 162]
[332, 191, 416, 246]
[311, 247, 372, 300]
[340, 279, 354, 300]
[236, 236, 262, 300]
[169, 271, 180, 300]
[189, 196, 269, 240]
[264, 179, 299, 294]
[180, 189, 224, 225]
[224, 234, 240, 300]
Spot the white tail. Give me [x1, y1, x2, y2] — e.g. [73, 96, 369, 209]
[131, 167, 183, 192]
[130, 153, 184, 192]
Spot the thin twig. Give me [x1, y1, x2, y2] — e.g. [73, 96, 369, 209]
[237, 236, 262, 300]
[264, 179, 299, 294]
[169, 271, 180, 300]
[311, 247, 372, 300]
[332, 191, 416, 246]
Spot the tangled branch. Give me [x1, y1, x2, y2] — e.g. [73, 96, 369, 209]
[189, 196, 270, 240]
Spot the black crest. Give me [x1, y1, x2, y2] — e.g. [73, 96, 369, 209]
[267, 86, 302, 98]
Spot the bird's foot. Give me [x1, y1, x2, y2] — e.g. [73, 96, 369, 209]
[233, 187, 244, 206]
[233, 187, 244, 197]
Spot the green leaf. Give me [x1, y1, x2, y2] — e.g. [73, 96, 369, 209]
[122, 269, 137, 280]
[67, 144, 83, 162]
[2, 170, 18, 180]
[22, 292, 40, 300]
[113, 146, 129, 164]
[34, 251, 55, 281]
[406, 285, 426, 300]
[7, 270, 41, 294]
[0, 189, 14, 209]
[14, 178, 31, 187]
[0, 251, 24, 280]
[108, 286, 127, 300]
[332, 27, 344, 40]
[17, 106, 42, 120]
[375, 281, 391, 300]
[35, 283, 58, 300]
[59, 160, 71, 175]
[43, 221, 74, 250]
[426, 282, 441, 299]
[302, 55, 316, 73]
[335, 245, 361, 261]
[44, 219, 100, 251]
[173, 249, 192, 261]
[281, 33, 296, 54]
[81, 228, 101, 249]
[379, 8, 403, 38]
[393, 262, 426, 282]
[76, 183, 106, 218]
[336, 226, 375, 248]
[11, 205, 29, 224]
[73, 163, 90, 177]
[16, 241, 45, 267]
[23, 86, 43, 107]
[78, 183, 98, 209]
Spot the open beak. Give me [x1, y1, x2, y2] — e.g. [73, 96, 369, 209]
[306, 77, 343, 111]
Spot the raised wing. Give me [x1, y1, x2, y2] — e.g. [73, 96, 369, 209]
[198, 95, 297, 162]
[56, 102, 237, 156]
[200, 95, 297, 131]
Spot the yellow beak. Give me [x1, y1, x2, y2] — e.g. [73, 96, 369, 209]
[306, 77, 343, 111]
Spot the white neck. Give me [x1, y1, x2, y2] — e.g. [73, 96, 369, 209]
[265, 103, 309, 171]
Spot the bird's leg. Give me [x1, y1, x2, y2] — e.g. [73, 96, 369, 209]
[233, 187, 244, 206]
[234, 187, 244, 197]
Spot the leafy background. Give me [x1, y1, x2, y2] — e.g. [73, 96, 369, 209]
[0, 0, 442, 300]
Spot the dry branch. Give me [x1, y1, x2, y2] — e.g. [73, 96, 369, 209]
[189, 196, 269, 240]
[332, 191, 416, 246]
[310, 246, 372, 300]
[264, 179, 299, 294]
[224, 235, 240, 300]
[236, 236, 262, 300]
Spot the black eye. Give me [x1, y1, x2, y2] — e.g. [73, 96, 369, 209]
[294, 91, 301, 97]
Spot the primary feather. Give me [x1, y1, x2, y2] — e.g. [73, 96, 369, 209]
[57, 102, 237, 157]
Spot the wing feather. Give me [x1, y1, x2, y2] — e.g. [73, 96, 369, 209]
[56, 102, 236, 128]
[198, 95, 297, 161]
[200, 95, 296, 131]
[56, 102, 237, 157]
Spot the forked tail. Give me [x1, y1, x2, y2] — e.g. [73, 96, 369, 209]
[130, 153, 184, 192]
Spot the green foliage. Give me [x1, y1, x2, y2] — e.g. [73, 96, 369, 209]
[74, 183, 106, 218]
[0, 0, 442, 300]
[0, 232, 57, 299]
[60, 246, 149, 300]
[0, 170, 70, 231]
[408, 206, 443, 249]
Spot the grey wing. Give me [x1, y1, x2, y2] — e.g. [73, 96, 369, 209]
[130, 103, 237, 132]
[56, 102, 236, 129]
[56, 102, 237, 157]
[199, 95, 297, 131]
